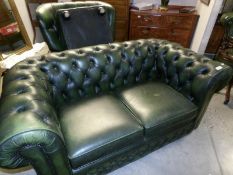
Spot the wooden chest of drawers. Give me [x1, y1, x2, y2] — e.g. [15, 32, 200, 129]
[129, 6, 199, 48]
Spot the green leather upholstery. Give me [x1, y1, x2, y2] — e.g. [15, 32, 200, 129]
[218, 11, 233, 64]
[215, 12, 233, 104]
[0, 60, 72, 175]
[118, 82, 198, 138]
[60, 95, 143, 168]
[36, 1, 115, 51]
[0, 39, 232, 175]
[220, 12, 233, 39]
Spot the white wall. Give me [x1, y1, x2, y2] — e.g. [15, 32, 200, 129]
[190, 0, 224, 53]
[14, 0, 34, 44]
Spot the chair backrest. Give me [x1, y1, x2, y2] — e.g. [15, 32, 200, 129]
[215, 12, 233, 65]
[220, 12, 233, 40]
[36, 1, 115, 52]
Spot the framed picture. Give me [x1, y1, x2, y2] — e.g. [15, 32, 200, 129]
[201, 0, 211, 5]
[0, 0, 32, 60]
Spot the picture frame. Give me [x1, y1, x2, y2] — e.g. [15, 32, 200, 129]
[201, 0, 211, 6]
[0, 0, 32, 60]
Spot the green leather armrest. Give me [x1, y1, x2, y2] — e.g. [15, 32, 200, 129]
[189, 60, 232, 127]
[156, 42, 233, 127]
[0, 59, 71, 175]
[36, 1, 115, 52]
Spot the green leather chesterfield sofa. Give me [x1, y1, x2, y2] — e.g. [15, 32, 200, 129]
[0, 39, 232, 175]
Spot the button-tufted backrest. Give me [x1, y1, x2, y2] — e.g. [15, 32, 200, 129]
[38, 39, 228, 108]
[2, 38, 230, 110]
[1, 39, 232, 136]
[39, 39, 160, 106]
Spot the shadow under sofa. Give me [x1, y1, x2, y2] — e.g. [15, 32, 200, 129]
[0, 39, 232, 175]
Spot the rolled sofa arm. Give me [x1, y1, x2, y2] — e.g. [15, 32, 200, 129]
[188, 60, 232, 127]
[0, 59, 71, 175]
[155, 40, 233, 127]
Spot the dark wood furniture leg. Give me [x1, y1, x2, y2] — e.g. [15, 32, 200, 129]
[224, 76, 233, 104]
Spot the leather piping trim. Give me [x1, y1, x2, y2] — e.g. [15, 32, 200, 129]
[72, 122, 194, 173]
[146, 116, 196, 139]
[114, 94, 145, 131]
[68, 126, 143, 161]
[0, 129, 65, 174]
[115, 91, 198, 130]
[147, 108, 198, 129]
[73, 137, 144, 171]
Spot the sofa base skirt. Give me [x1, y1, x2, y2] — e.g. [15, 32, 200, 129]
[72, 121, 195, 175]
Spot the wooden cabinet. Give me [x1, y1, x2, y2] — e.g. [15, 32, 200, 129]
[76, 0, 130, 41]
[129, 6, 199, 48]
[103, 0, 130, 41]
[205, 15, 225, 54]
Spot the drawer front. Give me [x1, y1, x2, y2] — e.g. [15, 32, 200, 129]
[130, 27, 169, 40]
[168, 29, 191, 47]
[129, 10, 198, 47]
[130, 27, 192, 47]
[165, 16, 197, 30]
[130, 12, 164, 27]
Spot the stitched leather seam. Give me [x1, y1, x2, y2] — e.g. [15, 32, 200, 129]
[114, 93, 145, 129]
[116, 92, 198, 127]
[114, 83, 198, 128]
[75, 139, 142, 171]
[73, 123, 194, 172]
[146, 116, 196, 136]
[69, 128, 143, 161]
[147, 108, 198, 129]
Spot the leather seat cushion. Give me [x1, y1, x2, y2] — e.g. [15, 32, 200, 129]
[117, 82, 198, 138]
[59, 95, 143, 168]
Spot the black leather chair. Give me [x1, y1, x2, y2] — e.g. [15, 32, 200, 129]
[215, 12, 233, 104]
[0, 39, 232, 175]
[36, 1, 115, 51]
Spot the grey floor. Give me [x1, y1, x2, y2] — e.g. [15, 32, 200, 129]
[0, 90, 232, 175]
